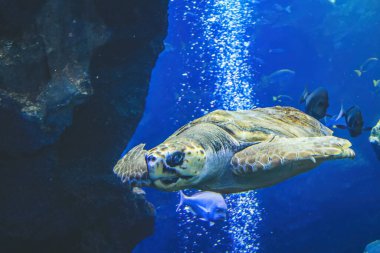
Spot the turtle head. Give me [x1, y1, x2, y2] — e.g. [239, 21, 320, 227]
[145, 138, 207, 191]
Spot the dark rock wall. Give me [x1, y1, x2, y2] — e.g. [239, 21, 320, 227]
[0, 0, 168, 252]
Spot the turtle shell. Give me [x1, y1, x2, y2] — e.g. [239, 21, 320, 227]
[169, 106, 332, 143]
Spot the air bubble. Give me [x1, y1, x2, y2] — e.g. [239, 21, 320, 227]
[175, 0, 262, 252]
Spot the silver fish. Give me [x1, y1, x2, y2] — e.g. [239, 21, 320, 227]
[262, 69, 296, 86]
[177, 191, 227, 225]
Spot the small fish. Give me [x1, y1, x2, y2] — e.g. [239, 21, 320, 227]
[374, 79, 380, 87]
[268, 48, 285, 54]
[300, 87, 330, 120]
[132, 187, 146, 195]
[164, 42, 176, 52]
[177, 191, 227, 225]
[274, 4, 292, 13]
[354, 57, 378, 77]
[262, 69, 296, 86]
[253, 56, 265, 65]
[333, 105, 372, 137]
[273, 95, 293, 103]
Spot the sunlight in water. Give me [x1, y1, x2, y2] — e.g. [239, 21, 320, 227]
[173, 0, 262, 252]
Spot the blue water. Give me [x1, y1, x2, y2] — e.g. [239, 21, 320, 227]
[130, 0, 380, 252]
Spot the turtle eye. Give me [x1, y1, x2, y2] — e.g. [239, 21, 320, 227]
[166, 151, 185, 167]
[145, 155, 156, 163]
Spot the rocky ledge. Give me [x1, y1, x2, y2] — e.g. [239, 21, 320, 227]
[370, 120, 380, 160]
[0, 0, 168, 252]
[364, 240, 380, 253]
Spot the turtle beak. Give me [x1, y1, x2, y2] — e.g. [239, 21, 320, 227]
[145, 153, 195, 188]
[145, 154, 180, 184]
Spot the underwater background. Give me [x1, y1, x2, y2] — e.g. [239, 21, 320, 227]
[132, 0, 380, 252]
[0, 0, 379, 252]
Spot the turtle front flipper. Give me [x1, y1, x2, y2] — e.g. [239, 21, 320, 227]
[113, 144, 152, 187]
[231, 136, 355, 176]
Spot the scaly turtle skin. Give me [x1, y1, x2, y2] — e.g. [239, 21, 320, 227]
[114, 106, 355, 193]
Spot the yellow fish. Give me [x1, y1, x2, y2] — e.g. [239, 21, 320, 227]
[374, 80, 380, 87]
[354, 57, 378, 77]
[354, 70, 362, 77]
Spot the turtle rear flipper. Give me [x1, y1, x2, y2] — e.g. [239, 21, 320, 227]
[231, 136, 355, 175]
[113, 144, 152, 187]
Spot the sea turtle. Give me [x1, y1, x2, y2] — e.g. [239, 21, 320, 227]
[114, 106, 355, 193]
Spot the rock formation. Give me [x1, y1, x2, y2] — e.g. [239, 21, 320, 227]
[370, 120, 380, 160]
[0, 0, 168, 252]
[365, 240, 380, 253]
